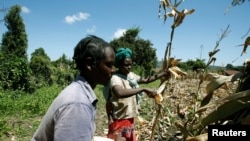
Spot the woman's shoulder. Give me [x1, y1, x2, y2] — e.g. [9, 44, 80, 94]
[113, 73, 126, 79]
[111, 73, 125, 82]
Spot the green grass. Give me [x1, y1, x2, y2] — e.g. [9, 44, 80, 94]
[0, 80, 161, 140]
[0, 84, 64, 140]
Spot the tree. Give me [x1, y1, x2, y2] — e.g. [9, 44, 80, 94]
[110, 27, 157, 76]
[0, 5, 29, 91]
[1, 5, 28, 58]
[52, 54, 75, 85]
[29, 48, 53, 87]
[225, 63, 234, 70]
[192, 58, 206, 71]
[179, 59, 206, 71]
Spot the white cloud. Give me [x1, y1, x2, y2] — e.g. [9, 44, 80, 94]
[65, 12, 90, 24]
[86, 25, 96, 33]
[21, 6, 30, 13]
[112, 28, 127, 39]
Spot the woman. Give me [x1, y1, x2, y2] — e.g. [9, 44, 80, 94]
[104, 47, 169, 141]
[31, 35, 117, 141]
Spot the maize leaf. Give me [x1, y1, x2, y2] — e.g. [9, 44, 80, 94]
[200, 73, 233, 107]
[197, 90, 250, 113]
[200, 90, 250, 126]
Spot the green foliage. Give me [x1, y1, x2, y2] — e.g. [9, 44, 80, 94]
[225, 63, 234, 70]
[51, 54, 76, 85]
[0, 85, 64, 139]
[0, 5, 29, 91]
[0, 55, 30, 90]
[178, 59, 206, 71]
[192, 58, 206, 70]
[29, 48, 53, 87]
[225, 63, 244, 71]
[0, 80, 160, 140]
[1, 5, 28, 58]
[0, 85, 63, 116]
[110, 27, 158, 76]
[178, 61, 190, 71]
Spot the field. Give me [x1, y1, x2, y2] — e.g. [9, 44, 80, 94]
[0, 75, 239, 141]
[95, 77, 238, 141]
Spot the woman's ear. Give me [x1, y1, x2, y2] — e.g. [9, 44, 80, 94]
[86, 57, 96, 70]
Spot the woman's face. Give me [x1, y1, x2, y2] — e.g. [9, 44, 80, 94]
[119, 57, 132, 75]
[95, 47, 115, 85]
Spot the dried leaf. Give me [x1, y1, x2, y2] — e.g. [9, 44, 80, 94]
[236, 36, 250, 56]
[206, 74, 233, 95]
[241, 115, 250, 124]
[200, 73, 233, 107]
[168, 57, 175, 67]
[184, 9, 195, 15]
[197, 90, 250, 126]
[186, 133, 208, 141]
[242, 36, 250, 56]
[169, 67, 181, 79]
[175, 121, 191, 139]
[200, 92, 214, 107]
[172, 8, 195, 28]
[172, 9, 185, 28]
[166, 9, 176, 17]
[171, 66, 187, 76]
[208, 49, 220, 57]
[162, 0, 172, 8]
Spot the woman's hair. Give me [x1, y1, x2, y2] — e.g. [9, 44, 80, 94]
[72, 35, 110, 70]
[115, 47, 132, 67]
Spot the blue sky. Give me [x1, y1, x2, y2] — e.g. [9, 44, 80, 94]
[0, 0, 249, 66]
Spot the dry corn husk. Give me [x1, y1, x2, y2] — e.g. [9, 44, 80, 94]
[168, 57, 181, 67]
[172, 8, 195, 28]
[171, 66, 187, 76]
[155, 81, 166, 104]
[161, 57, 187, 80]
[155, 94, 163, 105]
[169, 66, 187, 79]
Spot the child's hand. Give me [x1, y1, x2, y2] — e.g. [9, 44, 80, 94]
[144, 88, 156, 98]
